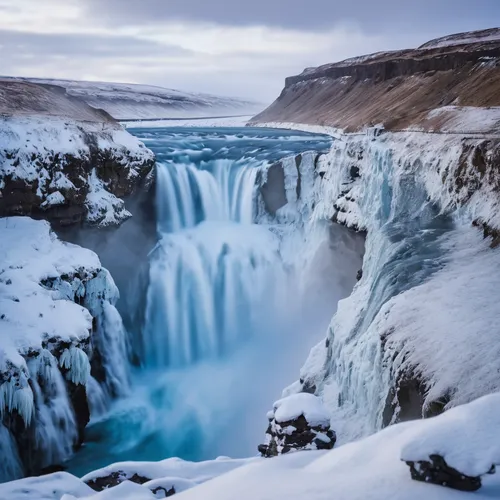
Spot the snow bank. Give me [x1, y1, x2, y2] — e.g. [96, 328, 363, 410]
[400, 393, 500, 478]
[0, 472, 94, 500]
[0, 217, 99, 376]
[63, 482, 155, 500]
[174, 394, 500, 500]
[82, 453, 258, 487]
[3, 394, 500, 498]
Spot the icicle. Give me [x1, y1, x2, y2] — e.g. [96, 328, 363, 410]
[59, 347, 91, 385]
[86, 376, 108, 417]
[28, 353, 79, 470]
[0, 374, 34, 426]
[84, 269, 130, 396]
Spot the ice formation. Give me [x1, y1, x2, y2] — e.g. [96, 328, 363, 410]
[256, 123, 500, 444]
[0, 217, 130, 479]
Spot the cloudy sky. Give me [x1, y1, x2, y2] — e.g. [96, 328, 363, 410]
[1, 0, 499, 102]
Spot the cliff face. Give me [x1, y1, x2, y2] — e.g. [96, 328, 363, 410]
[0, 218, 129, 481]
[251, 29, 500, 439]
[0, 80, 155, 227]
[252, 29, 500, 133]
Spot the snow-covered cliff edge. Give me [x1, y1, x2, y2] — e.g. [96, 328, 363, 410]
[0, 80, 155, 227]
[251, 28, 500, 441]
[0, 217, 130, 481]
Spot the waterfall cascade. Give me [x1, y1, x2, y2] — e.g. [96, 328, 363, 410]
[66, 126, 364, 475]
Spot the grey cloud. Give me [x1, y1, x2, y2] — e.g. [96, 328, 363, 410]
[0, 30, 192, 59]
[83, 0, 500, 33]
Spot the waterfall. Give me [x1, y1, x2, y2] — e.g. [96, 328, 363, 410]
[66, 126, 355, 475]
[156, 159, 258, 233]
[143, 156, 266, 369]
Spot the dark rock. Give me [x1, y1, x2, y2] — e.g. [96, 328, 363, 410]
[151, 486, 176, 498]
[40, 464, 66, 475]
[406, 454, 487, 492]
[350, 165, 360, 180]
[356, 269, 363, 281]
[259, 402, 336, 457]
[259, 161, 287, 215]
[86, 471, 152, 492]
[67, 382, 91, 446]
[473, 219, 500, 248]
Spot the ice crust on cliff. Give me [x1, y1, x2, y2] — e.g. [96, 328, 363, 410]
[255, 121, 500, 444]
[0, 115, 154, 225]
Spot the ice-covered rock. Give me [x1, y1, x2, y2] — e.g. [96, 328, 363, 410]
[253, 121, 500, 446]
[0, 217, 129, 480]
[259, 394, 336, 457]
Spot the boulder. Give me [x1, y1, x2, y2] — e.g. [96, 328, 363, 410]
[259, 393, 336, 457]
[405, 454, 494, 492]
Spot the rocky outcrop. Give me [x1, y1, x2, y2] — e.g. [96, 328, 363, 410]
[251, 29, 500, 133]
[0, 217, 129, 481]
[405, 454, 489, 492]
[86, 471, 152, 491]
[0, 80, 155, 228]
[259, 394, 336, 457]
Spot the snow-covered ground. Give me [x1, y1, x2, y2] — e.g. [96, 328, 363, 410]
[2, 392, 500, 499]
[420, 28, 500, 49]
[122, 115, 254, 129]
[3, 77, 264, 121]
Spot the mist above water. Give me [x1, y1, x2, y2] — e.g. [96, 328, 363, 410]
[67, 127, 363, 476]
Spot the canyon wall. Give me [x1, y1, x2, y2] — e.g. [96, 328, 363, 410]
[251, 28, 500, 437]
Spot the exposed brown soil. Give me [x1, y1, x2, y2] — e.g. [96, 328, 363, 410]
[252, 29, 500, 133]
[0, 79, 116, 124]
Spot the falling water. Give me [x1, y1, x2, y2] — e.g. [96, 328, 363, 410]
[67, 127, 363, 475]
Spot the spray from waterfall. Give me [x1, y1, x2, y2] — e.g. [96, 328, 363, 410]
[66, 127, 361, 475]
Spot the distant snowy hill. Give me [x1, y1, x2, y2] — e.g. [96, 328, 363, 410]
[1, 77, 264, 121]
[420, 27, 500, 49]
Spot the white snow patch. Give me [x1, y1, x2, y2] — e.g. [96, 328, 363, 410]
[85, 169, 132, 226]
[41, 191, 66, 208]
[122, 116, 253, 128]
[0, 472, 94, 500]
[82, 456, 259, 489]
[272, 394, 330, 426]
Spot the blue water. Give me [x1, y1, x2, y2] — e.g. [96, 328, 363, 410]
[67, 127, 331, 476]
